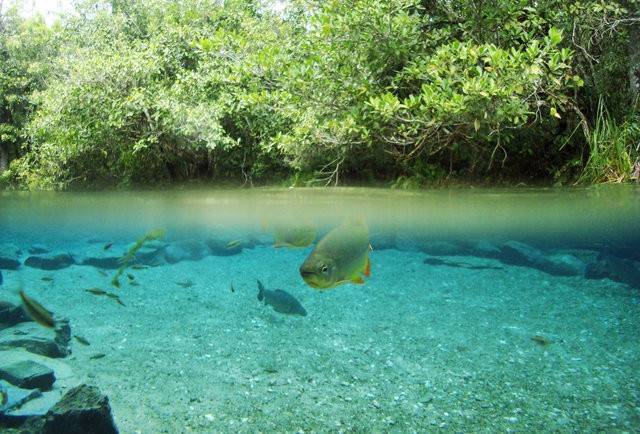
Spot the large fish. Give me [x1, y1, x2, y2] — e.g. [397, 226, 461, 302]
[299, 220, 371, 290]
[257, 280, 307, 316]
[272, 223, 317, 248]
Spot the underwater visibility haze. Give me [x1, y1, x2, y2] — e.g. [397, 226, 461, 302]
[0, 187, 639, 432]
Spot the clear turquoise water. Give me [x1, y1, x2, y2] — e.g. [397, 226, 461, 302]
[1, 187, 639, 432]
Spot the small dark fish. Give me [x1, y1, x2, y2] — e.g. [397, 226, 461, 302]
[19, 289, 55, 328]
[85, 288, 107, 296]
[127, 273, 135, 281]
[257, 280, 307, 316]
[0, 388, 7, 406]
[0, 270, 3, 286]
[89, 353, 106, 360]
[104, 292, 126, 306]
[131, 264, 148, 270]
[176, 280, 194, 289]
[226, 239, 242, 249]
[531, 335, 552, 346]
[129, 281, 140, 287]
[103, 242, 113, 250]
[111, 276, 120, 288]
[230, 283, 235, 293]
[98, 270, 108, 277]
[41, 277, 54, 282]
[74, 335, 90, 346]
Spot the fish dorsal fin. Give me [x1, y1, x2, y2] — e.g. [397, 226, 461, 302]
[363, 256, 371, 277]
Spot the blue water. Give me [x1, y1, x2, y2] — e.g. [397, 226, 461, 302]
[1, 187, 639, 432]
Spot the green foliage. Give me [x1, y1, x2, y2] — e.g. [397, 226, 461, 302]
[578, 98, 640, 183]
[0, 8, 57, 173]
[1, 0, 638, 189]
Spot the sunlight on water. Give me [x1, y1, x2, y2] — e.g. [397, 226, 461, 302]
[0, 186, 639, 432]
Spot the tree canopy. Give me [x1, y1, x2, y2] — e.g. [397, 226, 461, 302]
[0, 0, 638, 189]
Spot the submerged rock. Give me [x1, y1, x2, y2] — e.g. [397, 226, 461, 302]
[464, 240, 502, 259]
[22, 384, 119, 434]
[0, 360, 55, 391]
[0, 258, 21, 271]
[0, 302, 30, 331]
[24, 254, 75, 271]
[585, 253, 640, 288]
[543, 254, 586, 276]
[205, 237, 244, 256]
[0, 379, 42, 416]
[498, 241, 585, 276]
[0, 244, 23, 271]
[165, 239, 209, 263]
[0, 348, 81, 424]
[499, 241, 548, 267]
[0, 321, 71, 359]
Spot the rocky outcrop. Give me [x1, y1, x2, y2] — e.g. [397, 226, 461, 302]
[585, 253, 640, 289]
[24, 254, 76, 271]
[0, 302, 29, 331]
[0, 360, 55, 391]
[0, 321, 71, 359]
[165, 239, 209, 263]
[22, 385, 119, 434]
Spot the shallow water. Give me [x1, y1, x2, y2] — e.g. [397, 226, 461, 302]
[1, 187, 639, 432]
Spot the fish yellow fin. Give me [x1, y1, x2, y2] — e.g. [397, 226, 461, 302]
[363, 256, 371, 277]
[351, 276, 364, 284]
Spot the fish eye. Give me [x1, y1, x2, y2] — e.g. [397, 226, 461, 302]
[320, 265, 329, 273]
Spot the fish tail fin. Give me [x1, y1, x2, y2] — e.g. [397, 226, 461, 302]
[257, 280, 265, 301]
[363, 256, 371, 277]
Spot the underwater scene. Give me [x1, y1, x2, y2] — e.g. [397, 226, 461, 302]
[0, 187, 639, 433]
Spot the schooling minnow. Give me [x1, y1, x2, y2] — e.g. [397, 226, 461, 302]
[74, 335, 91, 346]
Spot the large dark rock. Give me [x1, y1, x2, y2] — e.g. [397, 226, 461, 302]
[165, 239, 209, 263]
[0, 258, 21, 270]
[24, 254, 75, 271]
[0, 361, 55, 391]
[0, 244, 22, 271]
[0, 321, 71, 359]
[585, 253, 640, 288]
[205, 237, 243, 256]
[80, 257, 122, 270]
[464, 240, 502, 259]
[23, 385, 118, 434]
[0, 302, 30, 331]
[499, 241, 548, 267]
[542, 253, 586, 276]
[498, 241, 585, 276]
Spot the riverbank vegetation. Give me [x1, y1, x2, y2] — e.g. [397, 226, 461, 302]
[0, 0, 639, 189]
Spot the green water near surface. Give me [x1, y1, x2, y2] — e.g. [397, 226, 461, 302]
[0, 186, 639, 432]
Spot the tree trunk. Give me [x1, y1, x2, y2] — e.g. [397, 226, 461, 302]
[631, 21, 640, 98]
[0, 143, 8, 173]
